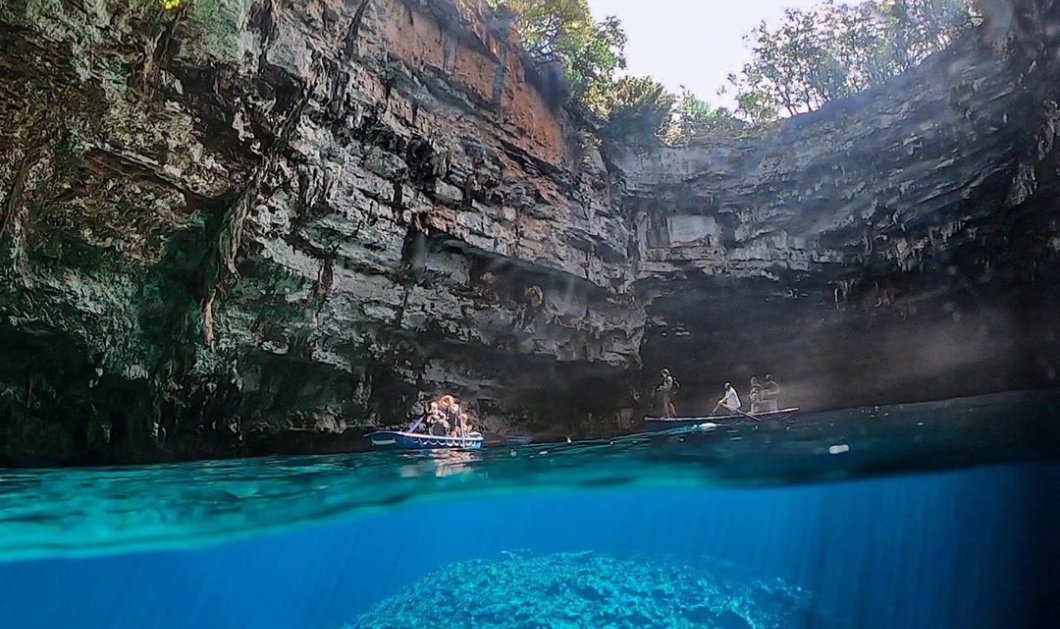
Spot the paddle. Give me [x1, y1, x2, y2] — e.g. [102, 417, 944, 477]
[407, 414, 425, 433]
[730, 407, 761, 423]
[712, 402, 760, 423]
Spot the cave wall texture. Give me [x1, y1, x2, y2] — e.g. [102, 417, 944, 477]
[1, 0, 1058, 465]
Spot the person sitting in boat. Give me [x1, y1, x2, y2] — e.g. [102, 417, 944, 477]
[427, 415, 450, 437]
[714, 382, 741, 414]
[749, 377, 766, 414]
[762, 374, 781, 412]
[456, 412, 473, 436]
[656, 369, 677, 418]
[422, 402, 445, 433]
[427, 396, 455, 436]
[447, 402, 463, 436]
[408, 401, 441, 434]
[437, 394, 456, 419]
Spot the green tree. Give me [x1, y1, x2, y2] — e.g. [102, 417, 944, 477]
[884, 0, 978, 70]
[490, 0, 626, 113]
[728, 0, 978, 123]
[565, 15, 626, 113]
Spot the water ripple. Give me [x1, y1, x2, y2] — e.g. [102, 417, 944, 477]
[0, 391, 1057, 561]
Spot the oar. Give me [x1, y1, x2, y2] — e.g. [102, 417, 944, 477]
[731, 407, 761, 423]
[713, 402, 760, 423]
[407, 414, 425, 433]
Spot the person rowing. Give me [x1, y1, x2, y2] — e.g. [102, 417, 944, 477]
[713, 382, 762, 422]
[408, 401, 441, 433]
[713, 383, 741, 414]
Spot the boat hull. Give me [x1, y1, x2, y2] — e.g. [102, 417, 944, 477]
[366, 431, 484, 450]
[643, 408, 799, 431]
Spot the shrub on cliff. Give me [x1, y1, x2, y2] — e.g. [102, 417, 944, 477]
[604, 81, 742, 145]
[602, 76, 675, 143]
[664, 89, 743, 144]
[489, 0, 626, 115]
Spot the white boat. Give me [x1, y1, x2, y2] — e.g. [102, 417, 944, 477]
[643, 407, 799, 430]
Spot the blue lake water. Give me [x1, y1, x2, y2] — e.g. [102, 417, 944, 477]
[0, 394, 1058, 628]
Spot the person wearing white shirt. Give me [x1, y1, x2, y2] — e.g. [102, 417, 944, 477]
[715, 382, 741, 414]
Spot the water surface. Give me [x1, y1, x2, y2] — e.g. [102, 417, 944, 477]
[0, 392, 1057, 628]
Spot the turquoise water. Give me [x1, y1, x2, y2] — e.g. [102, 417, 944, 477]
[0, 393, 1058, 628]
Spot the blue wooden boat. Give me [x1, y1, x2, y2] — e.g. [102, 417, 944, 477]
[366, 430, 484, 450]
[643, 407, 799, 431]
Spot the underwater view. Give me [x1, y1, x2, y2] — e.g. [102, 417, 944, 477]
[1, 394, 1059, 628]
[5, 0, 1060, 626]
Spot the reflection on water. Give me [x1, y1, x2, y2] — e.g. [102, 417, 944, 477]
[399, 450, 479, 479]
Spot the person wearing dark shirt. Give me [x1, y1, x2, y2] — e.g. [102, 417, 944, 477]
[657, 369, 677, 418]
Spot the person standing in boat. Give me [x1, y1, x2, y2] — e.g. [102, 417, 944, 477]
[762, 374, 781, 412]
[749, 377, 765, 414]
[656, 369, 677, 418]
[714, 382, 741, 414]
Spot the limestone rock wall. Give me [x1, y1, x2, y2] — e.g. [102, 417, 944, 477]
[0, 0, 640, 464]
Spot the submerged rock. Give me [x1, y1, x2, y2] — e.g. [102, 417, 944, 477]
[348, 552, 814, 629]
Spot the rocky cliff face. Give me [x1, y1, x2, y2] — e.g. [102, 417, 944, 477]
[0, 0, 643, 464]
[1, 0, 1058, 465]
[615, 0, 1060, 414]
